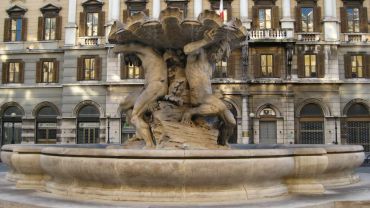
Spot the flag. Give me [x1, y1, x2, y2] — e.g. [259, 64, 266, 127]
[219, 0, 224, 21]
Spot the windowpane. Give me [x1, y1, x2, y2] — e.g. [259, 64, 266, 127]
[301, 8, 314, 32]
[304, 55, 317, 78]
[261, 55, 273, 77]
[83, 58, 96, 80]
[259, 9, 272, 29]
[347, 8, 360, 33]
[11, 18, 22, 41]
[351, 55, 364, 78]
[8, 62, 20, 83]
[87, 13, 99, 36]
[44, 17, 56, 40]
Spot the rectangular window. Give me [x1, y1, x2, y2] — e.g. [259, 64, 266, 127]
[86, 12, 99, 36]
[42, 61, 55, 83]
[347, 8, 360, 33]
[351, 55, 364, 78]
[8, 62, 20, 83]
[259, 8, 272, 29]
[304, 55, 317, 77]
[127, 63, 141, 79]
[44, 17, 56, 40]
[11, 18, 22, 41]
[214, 60, 228, 78]
[261, 54, 273, 77]
[301, 7, 314, 32]
[84, 58, 96, 80]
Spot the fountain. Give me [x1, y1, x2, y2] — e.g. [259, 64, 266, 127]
[0, 8, 365, 203]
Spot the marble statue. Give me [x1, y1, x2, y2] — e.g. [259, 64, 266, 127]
[110, 7, 247, 149]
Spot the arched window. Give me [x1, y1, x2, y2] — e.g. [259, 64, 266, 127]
[36, 106, 58, 144]
[2, 106, 23, 146]
[121, 113, 135, 144]
[346, 103, 370, 152]
[77, 105, 100, 144]
[299, 103, 324, 144]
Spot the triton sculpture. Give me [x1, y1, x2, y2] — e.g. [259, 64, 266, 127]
[109, 7, 247, 149]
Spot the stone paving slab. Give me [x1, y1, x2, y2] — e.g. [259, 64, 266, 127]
[0, 163, 370, 208]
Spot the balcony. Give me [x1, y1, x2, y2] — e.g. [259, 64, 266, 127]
[342, 33, 369, 43]
[248, 29, 287, 41]
[78, 36, 104, 46]
[297, 33, 321, 42]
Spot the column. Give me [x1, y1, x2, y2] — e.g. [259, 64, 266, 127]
[65, 0, 77, 46]
[324, 0, 339, 41]
[153, 0, 161, 19]
[281, 0, 294, 38]
[109, 0, 120, 22]
[241, 95, 249, 144]
[106, 0, 120, 42]
[240, 0, 251, 29]
[194, 0, 202, 18]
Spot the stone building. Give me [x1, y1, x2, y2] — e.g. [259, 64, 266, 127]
[0, 0, 369, 152]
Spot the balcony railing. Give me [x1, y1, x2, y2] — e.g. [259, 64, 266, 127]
[297, 33, 321, 42]
[343, 33, 368, 43]
[248, 29, 287, 40]
[78, 36, 102, 46]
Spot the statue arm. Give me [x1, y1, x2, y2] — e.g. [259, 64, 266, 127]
[113, 43, 156, 58]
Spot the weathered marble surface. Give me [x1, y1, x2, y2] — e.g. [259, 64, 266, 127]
[111, 8, 247, 149]
[0, 144, 365, 202]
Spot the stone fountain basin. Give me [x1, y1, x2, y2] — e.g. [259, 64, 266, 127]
[0, 144, 364, 202]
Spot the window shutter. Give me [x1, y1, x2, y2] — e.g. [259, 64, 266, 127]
[360, 7, 368, 33]
[317, 52, 325, 78]
[344, 54, 352, 78]
[297, 53, 305, 78]
[340, 7, 348, 33]
[295, 7, 302, 32]
[98, 11, 105, 36]
[313, 7, 322, 32]
[77, 57, 84, 81]
[139, 66, 144, 79]
[123, 10, 128, 22]
[273, 54, 281, 78]
[37, 17, 44, 41]
[21, 18, 28, 41]
[95, 56, 102, 81]
[253, 55, 261, 78]
[36, 61, 42, 83]
[121, 55, 129, 79]
[272, 6, 280, 29]
[252, 6, 259, 29]
[55, 16, 62, 40]
[144, 9, 149, 16]
[3, 18, 11, 42]
[79, 12, 86, 37]
[2, 62, 8, 83]
[19, 61, 25, 83]
[365, 55, 370, 78]
[227, 54, 235, 79]
[53, 60, 60, 83]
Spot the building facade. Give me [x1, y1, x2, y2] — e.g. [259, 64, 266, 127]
[0, 0, 369, 151]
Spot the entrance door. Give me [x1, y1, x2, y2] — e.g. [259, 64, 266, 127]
[2, 122, 22, 145]
[259, 121, 277, 144]
[78, 122, 99, 144]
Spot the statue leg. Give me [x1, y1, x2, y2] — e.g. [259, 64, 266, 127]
[130, 82, 167, 147]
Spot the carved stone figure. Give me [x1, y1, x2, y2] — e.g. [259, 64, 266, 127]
[109, 8, 247, 149]
[113, 44, 168, 148]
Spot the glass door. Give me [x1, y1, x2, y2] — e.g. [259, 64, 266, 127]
[2, 122, 22, 145]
